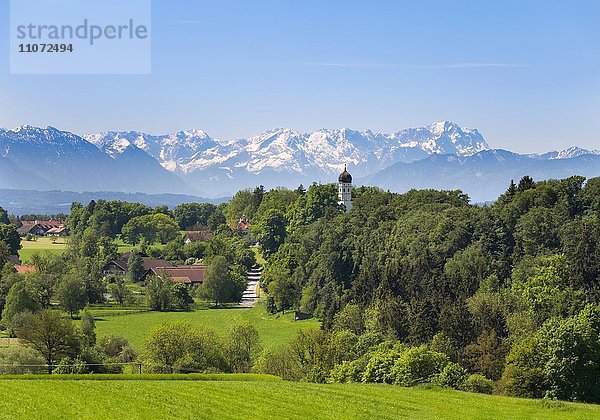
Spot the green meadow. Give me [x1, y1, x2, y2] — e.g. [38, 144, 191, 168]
[0, 375, 598, 420]
[89, 305, 320, 350]
[18, 237, 68, 263]
[18, 237, 137, 263]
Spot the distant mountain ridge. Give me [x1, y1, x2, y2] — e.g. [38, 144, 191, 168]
[364, 150, 600, 202]
[0, 126, 189, 194]
[84, 121, 490, 179]
[0, 188, 227, 215]
[1, 122, 598, 201]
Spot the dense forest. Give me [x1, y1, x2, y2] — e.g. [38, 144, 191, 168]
[0, 176, 599, 403]
[247, 176, 600, 402]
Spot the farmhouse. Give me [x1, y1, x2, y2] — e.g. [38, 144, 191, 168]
[229, 217, 253, 242]
[8, 255, 36, 274]
[46, 226, 69, 236]
[183, 230, 213, 244]
[150, 264, 208, 285]
[102, 255, 173, 282]
[16, 219, 68, 236]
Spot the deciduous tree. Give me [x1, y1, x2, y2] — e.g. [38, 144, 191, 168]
[17, 310, 80, 373]
[56, 273, 87, 318]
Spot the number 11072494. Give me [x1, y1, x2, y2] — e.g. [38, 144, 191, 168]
[18, 44, 74, 53]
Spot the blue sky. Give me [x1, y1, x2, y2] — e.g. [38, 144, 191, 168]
[1, 0, 599, 153]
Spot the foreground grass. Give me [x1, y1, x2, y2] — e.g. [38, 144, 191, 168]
[92, 305, 320, 350]
[0, 377, 597, 420]
[0, 373, 280, 381]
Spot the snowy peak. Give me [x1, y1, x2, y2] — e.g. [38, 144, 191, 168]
[84, 130, 220, 171]
[1, 125, 101, 159]
[390, 121, 489, 156]
[85, 132, 138, 158]
[246, 128, 303, 152]
[553, 147, 600, 159]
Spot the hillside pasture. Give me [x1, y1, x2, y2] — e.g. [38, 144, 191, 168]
[89, 305, 320, 350]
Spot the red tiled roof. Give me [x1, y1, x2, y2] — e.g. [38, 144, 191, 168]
[171, 276, 192, 284]
[110, 256, 173, 273]
[143, 259, 173, 271]
[152, 265, 208, 284]
[229, 217, 250, 231]
[15, 265, 36, 274]
[47, 227, 68, 234]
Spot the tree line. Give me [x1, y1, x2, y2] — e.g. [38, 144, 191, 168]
[244, 176, 600, 403]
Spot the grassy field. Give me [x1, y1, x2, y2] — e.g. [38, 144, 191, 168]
[18, 237, 68, 263]
[90, 305, 320, 350]
[0, 376, 598, 419]
[18, 236, 157, 263]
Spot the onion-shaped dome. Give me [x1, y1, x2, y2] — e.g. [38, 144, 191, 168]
[338, 165, 352, 183]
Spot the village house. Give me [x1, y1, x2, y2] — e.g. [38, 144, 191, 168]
[8, 255, 36, 275]
[229, 216, 254, 243]
[16, 219, 69, 236]
[46, 226, 69, 237]
[183, 230, 213, 244]
[101, 254, 173, 282]
[150, 264, 208, 285]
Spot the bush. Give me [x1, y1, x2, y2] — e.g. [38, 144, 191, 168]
[225, 322, 261, 373]
[329, 354, 371, 383]
[389, 346, 449, 387]
[362, 342, 406, 384]
[461, 374, 494, 394]
[52, 357, 87, 374]
[355, 332, 385, 357]
[98, 334, 132, 359]
[253, 347, 304, 381]
[171, 283, 193, 310]
[265, 296, 277, 314]
[304, 366, 327, 383]
[0, 347, 45, 374]
[430, 332, 459, 362]
[433, 362, 468, 389]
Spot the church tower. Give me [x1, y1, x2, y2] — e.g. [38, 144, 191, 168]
[338, 164, 352, 211]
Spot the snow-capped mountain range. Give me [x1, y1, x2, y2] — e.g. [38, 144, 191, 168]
[1, 122, 599, 201]
[84, 121, 490, 179]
